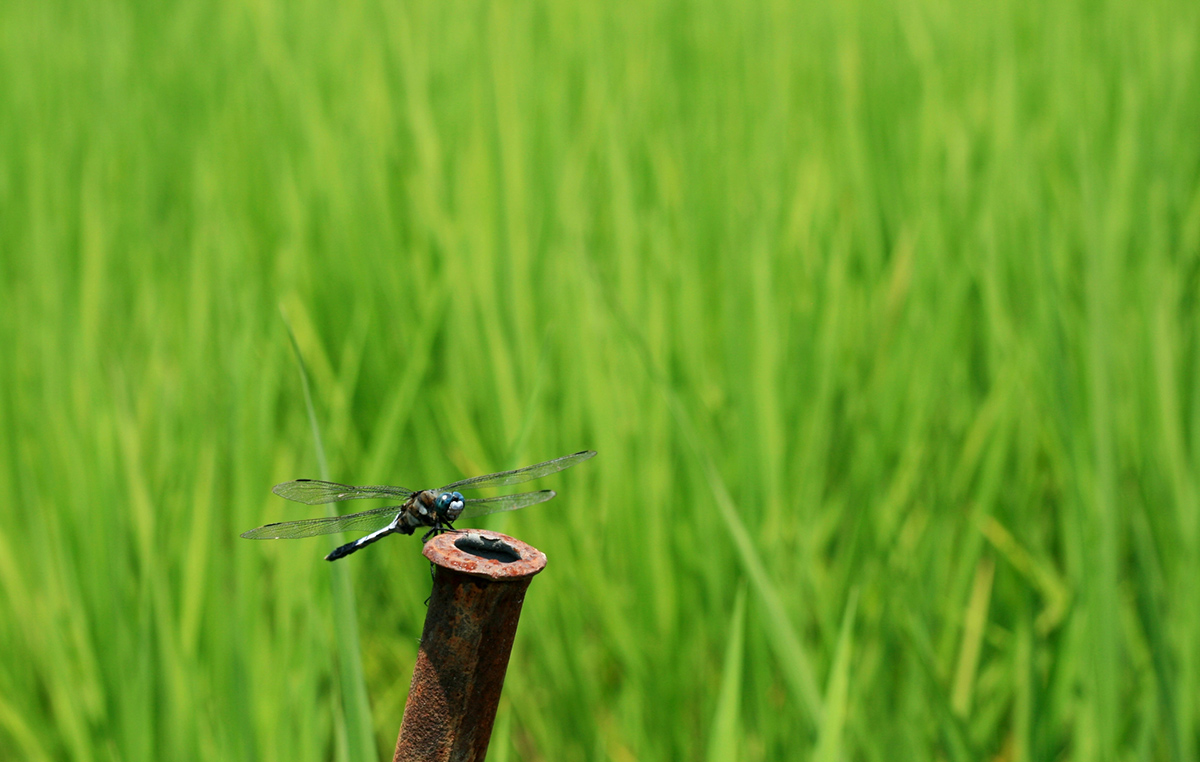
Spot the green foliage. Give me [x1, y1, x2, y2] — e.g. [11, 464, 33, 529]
[1, 0, 1198, 759]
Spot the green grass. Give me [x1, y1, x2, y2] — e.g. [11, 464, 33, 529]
[2, 0, 1199, 759]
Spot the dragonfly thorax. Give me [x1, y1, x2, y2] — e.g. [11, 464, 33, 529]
[401, 490, 464, 535]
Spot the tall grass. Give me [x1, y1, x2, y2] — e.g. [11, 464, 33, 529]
[1, 0, 1198, 759]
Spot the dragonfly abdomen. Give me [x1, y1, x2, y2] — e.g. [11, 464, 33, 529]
[326, 519, 400, 560]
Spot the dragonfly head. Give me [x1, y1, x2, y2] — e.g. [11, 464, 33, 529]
[435, 491, 465, 521]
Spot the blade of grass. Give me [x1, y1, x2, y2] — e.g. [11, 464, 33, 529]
[280, 307, 376, 762]
[898, 606, 976, 762]
[1012, 596, 1035, 762]
[705, 584, 747, 762]
[814, 589, 858, 762]
[1130, 507, 1183, 762]
[951, 556, 994, 717]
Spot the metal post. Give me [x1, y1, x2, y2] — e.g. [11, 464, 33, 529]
[393, 530, 547, 762]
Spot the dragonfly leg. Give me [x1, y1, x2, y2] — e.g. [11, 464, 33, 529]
[420, 520, 456, 543]
[423, 558, 439, 606]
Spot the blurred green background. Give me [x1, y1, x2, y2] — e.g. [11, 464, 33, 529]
[2, 0, 1198, 759]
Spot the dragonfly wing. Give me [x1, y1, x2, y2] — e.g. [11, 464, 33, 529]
[438, 450, 596, 492]
[458, 490, 557, 519]
[240, 505, 403, 539]
[272, 479, 414, 505]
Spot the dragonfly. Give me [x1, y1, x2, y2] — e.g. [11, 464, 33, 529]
[241, 450, 596, 561]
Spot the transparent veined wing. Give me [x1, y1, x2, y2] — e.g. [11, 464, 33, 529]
[240, 505, 403, 539]
[438, 450, 596, 492]
[458, 490, 558, 519]
[272, 479, 414, 505]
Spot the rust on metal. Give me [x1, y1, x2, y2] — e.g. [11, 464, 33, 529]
[393, 530, 547, 762]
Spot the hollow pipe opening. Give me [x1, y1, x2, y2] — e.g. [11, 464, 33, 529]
[454, 533, 520, 563]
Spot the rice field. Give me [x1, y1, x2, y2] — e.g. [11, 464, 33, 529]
[1, 0, 1198, 759]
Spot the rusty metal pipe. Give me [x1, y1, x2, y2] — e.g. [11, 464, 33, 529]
[393, 530, 547, 762]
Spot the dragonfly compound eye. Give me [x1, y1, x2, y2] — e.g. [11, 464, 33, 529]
[437, 491, 465, 520]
